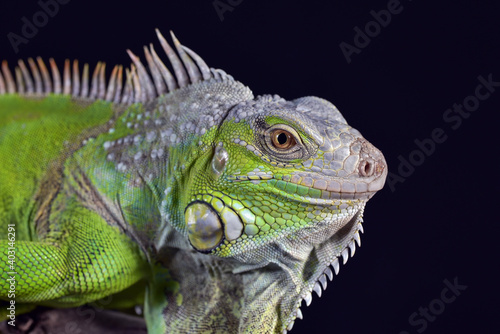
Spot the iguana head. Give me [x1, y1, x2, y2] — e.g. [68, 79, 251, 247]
[187, 94, 386, 256]
[113, 30, 387, 333]
[181, 93, 386, 332]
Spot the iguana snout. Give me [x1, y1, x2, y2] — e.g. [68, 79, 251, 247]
[357, 138, 387, 192]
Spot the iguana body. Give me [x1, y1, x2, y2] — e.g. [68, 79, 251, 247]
[0, 30, 387, 333]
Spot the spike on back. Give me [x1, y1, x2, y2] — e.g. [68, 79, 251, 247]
[0, 30, 230, 104]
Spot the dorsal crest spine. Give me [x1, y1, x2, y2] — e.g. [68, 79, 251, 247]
[0, 30, 230, 104]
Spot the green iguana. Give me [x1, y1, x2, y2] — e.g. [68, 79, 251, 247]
[0, 30, 387, 333]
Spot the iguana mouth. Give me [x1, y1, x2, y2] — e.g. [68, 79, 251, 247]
[281, 209, 364, 333]
[267, 178, 378, 202]
[227, 175, 379, 203]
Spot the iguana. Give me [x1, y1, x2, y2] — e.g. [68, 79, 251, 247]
[0, 30, 387, 333]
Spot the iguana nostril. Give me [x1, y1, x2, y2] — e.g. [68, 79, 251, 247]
[356, 138, 386, 178]
[359, 159, 375, 177]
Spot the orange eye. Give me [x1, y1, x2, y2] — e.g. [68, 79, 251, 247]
[271, 129, 296, 149]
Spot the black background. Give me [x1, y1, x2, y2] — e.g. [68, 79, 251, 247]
[0, 1, 499, 333]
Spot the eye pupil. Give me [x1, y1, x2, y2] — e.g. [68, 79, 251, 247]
[271, 129, 296, 149]
[277, 132, 288, 145]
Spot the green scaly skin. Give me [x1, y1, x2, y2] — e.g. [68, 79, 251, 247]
[0, 31, 387, 333]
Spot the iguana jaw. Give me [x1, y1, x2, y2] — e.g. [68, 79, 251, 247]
[226, 147, 387, 203]
[229, 174, 382, 202]
[266, 177, 380, 202]
[256, 167, 383, 332]
[226, 202, 365, 333]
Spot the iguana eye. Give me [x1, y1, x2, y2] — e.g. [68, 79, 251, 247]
[271, 129, 296, 150]
[257, 122, 312, 161]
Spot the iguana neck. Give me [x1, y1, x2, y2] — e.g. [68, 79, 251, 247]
[75, 81, 249, 254]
